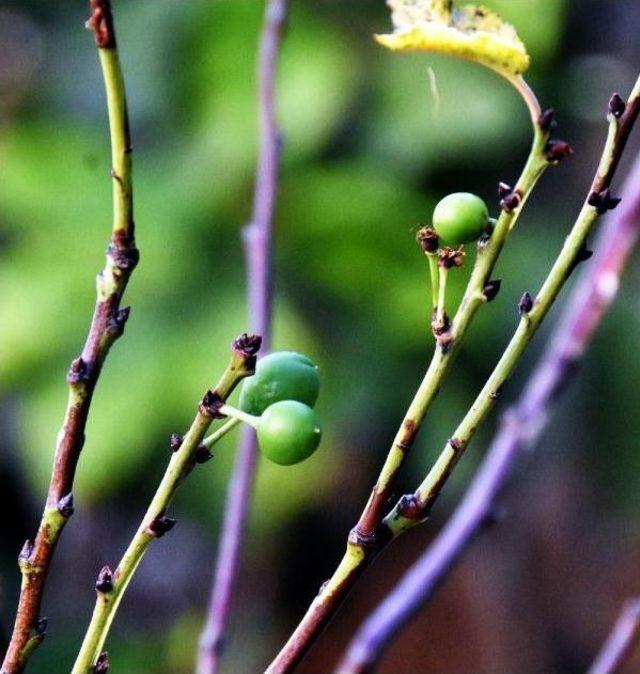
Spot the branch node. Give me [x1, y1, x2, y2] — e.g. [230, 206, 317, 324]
[588, 188, 621, 215]
[18, 540, 34, 567]
[93, 652, 110, 673]
[396, 494, 423, 521]
[56, 493, 74, 519]
[86, 0, 116, 49]
[147, 514, 176, 538]
[538, 107, 557, 133]
[348, 527, 377, 552]
[545, 139, 574, 163]
[107, 242, 139, 271]
[34, 617, 48, 637]
[448, 437, 465, 453]
[67, 357, 90, 384]
[518, 292, 534, 315]
[199, 390, 225, 419]
[95, 566, 114, 593]
[169, 433, 183, 452]
[499, 188, 521, 213]
[482, 279, 502, 302]
[195, 444, 213, 464]
[609, 93, 626, 119]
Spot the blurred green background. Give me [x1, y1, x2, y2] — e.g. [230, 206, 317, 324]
[1, 1, 640, 672]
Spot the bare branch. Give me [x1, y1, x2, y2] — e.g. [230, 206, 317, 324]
[334, 96, 640, 674]
[1, 2, 137, 670]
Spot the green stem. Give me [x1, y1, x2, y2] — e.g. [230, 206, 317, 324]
[265, 81, 550, 674]
[427, 253, 439, 309]
[385, 74, 640, 537]
[71, 339, 260, 673]
[98, 47, 132, 238]
[202, 417, 241, 449]
[218, 404, 260, 430]
[434, 264, 448, 330]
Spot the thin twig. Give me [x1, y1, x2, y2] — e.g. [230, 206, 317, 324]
[70, 336, 262, 674]
[1, 3, 137, 671]
[589, 598, 640, 674]
[196, 2, 288, 673]
[334, 87, 640, 674]
[384, 77, 640, 536]
[265, 78, 549, 674]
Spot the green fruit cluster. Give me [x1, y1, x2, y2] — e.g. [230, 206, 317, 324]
[239, 351, 322, 465]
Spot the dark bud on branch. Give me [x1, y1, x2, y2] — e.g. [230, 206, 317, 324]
[609, 93, 626, 119]
[94, 652, 110, 674]
[195, 444, 213, 464]
[116, 306, 131, 327]
[588, 188, 621, 215]
[519, 292, 534, 315]
[67, 357, 89, 384]
[19, 539, 34, 564]
[57, 493, 74, 518]
[396, 493, 423, 520]
[348, 527, 378, 552]
[169, 433, 183, 452]
[96, 566, 114, 593]
[108, 242, 140, 271]
[148, 514, 176, 538]
[232, 333, 262, 358]
[545, 140, 574, 163]
[578, 246, 594, 263]
[199, 390, 225, 418]
[482, 279, 502, 302]
[34, 617, 48, 637]
[416, 226, 439, 253]
[497, 182, 513, 199]
[448, 437, 464, 452]
[86, 0, 116, 49]
[438, 246, 464, 269]
[538, 108, 557, 133]
[500, 188, 521, 213]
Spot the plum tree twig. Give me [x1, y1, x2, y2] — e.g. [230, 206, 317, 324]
[589, 598, 640, 674]
[265, 59, 555, 674]
[334, 81, 640, 674]
[1, 2, 138, 671]
[196, 2, 289, 673]
[70, 336, 262, 674]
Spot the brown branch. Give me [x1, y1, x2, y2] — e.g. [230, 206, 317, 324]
[1, 3, 136, 671]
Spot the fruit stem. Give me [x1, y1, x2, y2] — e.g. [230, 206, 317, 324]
[434, 264, 448, 331]
[202, 418, 242, 449]
[427, 253, 439, 309]
[218, 405, 261, 430]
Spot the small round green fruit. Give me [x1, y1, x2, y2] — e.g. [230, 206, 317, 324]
[239, 351, 319, 416]
[432, 192, 489, 246]
[257, 400, 322, 466]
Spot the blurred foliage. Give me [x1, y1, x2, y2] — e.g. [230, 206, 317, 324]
[2, 1, 640, 673]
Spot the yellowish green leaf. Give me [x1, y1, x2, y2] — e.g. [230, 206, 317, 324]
[377, 1, 530, 76]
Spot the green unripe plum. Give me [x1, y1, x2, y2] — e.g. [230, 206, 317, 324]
[432, 192, 489, 246]
[239, 351, 319, 416]
[257, 400, 322, 466]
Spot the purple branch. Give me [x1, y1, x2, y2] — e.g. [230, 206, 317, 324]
[196, 2, 288, 673]
[334, 151, 640, 674]
[588, 598, 640, 674]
